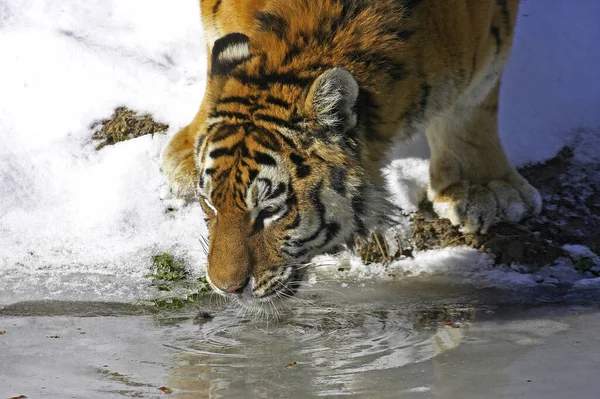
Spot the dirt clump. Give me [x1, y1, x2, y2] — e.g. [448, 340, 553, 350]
[410, 146, 600, 267]
[91, 106, 168, 150]
[412, 202, 563, 268]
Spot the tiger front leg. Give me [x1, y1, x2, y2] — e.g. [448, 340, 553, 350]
[161, 124, 199, 199]
[425, 83, 541, 233]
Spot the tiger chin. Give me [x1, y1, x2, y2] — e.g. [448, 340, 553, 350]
[161, 0, 541, 307]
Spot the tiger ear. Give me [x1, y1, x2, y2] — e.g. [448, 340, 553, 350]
[211, 33, 252, 76]
[306, 67, 359, 133]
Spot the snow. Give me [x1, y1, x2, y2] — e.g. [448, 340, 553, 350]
[1, 0, 599, 305]
[0, 0, 208, 303]
[500, 1, 600, 167]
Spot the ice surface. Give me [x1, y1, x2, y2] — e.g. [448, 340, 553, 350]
[1, 0, 599, 304]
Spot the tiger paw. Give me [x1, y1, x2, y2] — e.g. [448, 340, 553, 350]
[428, 176, 542, 233]
[160, 134, 199, 199]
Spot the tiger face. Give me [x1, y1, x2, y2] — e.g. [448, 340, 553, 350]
[196, 33, 392, 304]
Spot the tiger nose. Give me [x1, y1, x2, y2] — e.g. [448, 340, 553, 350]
[224, 283, 245, 293]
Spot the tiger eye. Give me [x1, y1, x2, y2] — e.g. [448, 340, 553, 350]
[264, 205, 280, 213]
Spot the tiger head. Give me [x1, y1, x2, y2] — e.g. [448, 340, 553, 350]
[196, 33, 393, 306]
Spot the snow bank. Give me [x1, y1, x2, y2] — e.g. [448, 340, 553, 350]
[1, 0, 599, 304]
[0, 0, 208, 303]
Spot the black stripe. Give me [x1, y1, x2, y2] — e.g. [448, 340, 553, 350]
[252, 203, 287, 235]
[252, 127, 283, 152]
[419, 83, 432, 113]
[354, 214, 368, 238]
[400, 0, 423, 16]
[290, 153, 311, 179]
[288, 177, 340, 251]
[266, 182, 286, 201]
[255, 11, 288, 39]
[490, 26, 502, 55]
[352, 191, 366, 216]
[254, 151, 277, 166]
[256, 178, 272, 197]
[232, 70, 312, 89]
[219, 96, 254, 106]
[234, 169, 243, 183]
[286, 187, 298, 206]
[195, 134, 206, 156]
[212, 0, 222, 15]
[206, 123, 219, 135]
[276, 130, 299, 151]
[254, 113, 298, 130]
[212, 110, 249, 120]
[329, 167, 347, 196]
[211, 125, 239, 143]
[285, 213, 301, 230]
[209, 147, 230, 159]
[339, 0, 366, 22]
[290, 181, 325, 246]
[234, 189, 247, 212]
[313, 16, 335, 45]
[290, 248, 310, 259]
[357, 88, 386, 142]
[349, 49, 406, 80]
[352, 190, 368, 238]
[468, 52, 477, 85]
[213, 167, 232, 183]
[282, 44, 303, 66]
[357, 88, 381, 123]
[205, 168, 216, 176]
[238, 141, 250, 158]
[248, 169, 259, 182]
[411, 82, 432, 121]
[497, 0, 512, 34]
[208, 141, 250, 159]
[324, 222, 341, 243]
[266, 96, 291, 108]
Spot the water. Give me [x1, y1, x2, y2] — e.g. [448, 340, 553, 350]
[1, 282, 600, 398]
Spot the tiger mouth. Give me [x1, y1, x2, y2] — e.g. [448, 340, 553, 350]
[219, 265, 303, 304]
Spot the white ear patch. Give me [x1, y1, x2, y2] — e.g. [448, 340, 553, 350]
[211, 33, 252, 76]
[217, 42, 251, 64]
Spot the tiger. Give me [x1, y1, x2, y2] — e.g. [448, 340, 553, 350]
[161, 0, 542, 305]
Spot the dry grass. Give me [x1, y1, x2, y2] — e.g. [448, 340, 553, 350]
[91, 106, 168, 150]
[357, 232, 405, 264]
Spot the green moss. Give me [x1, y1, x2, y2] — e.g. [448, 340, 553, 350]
[151, 287, 211, 311]
[145, 254, 212, 310]
[574, 257, 595, 272]
[91, 106, 168, 150]
[146, 253, 188, 282]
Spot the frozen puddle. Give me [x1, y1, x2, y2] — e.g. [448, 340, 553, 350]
[1, 283, 600, 398]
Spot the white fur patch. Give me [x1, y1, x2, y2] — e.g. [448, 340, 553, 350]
[217, 42, 250, 64]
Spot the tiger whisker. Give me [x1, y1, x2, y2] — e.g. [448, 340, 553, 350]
[296, 287, 347, 296]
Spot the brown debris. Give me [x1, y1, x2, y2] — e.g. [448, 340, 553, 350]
[91, 106, 168, 150]
[410, 146, 600, 267]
